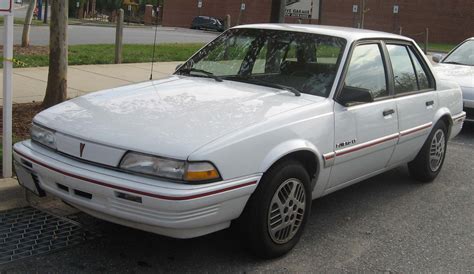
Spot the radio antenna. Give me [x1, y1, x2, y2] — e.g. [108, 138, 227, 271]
[149, 15, 159, 80]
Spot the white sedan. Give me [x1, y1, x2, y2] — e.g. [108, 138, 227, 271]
[13, 24, 465, 258]
[433, 37, 474, 122]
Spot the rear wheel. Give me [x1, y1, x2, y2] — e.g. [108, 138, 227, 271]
[240, 159, 311, 258]
[408, 121, 448, 182]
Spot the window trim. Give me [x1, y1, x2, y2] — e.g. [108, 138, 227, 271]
[383, 40, 436, 98]
[334, 39, 393, 106]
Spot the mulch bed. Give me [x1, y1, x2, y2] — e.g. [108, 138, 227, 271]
[0, 102, 43, 176]
[0, 102, 43, 140]
[0, 45, 49, 56]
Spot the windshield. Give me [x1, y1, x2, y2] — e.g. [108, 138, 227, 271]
[443, 40, 474, 66]
[176, 28, 346, 97]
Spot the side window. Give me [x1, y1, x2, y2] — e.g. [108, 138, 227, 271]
[344, 44, 388, 99]
[386, 44, 418, 94]
[407, 47, 432, 90]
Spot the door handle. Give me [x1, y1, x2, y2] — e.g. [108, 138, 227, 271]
[426, 100, 434, 107]
[383, 109, 395, 117]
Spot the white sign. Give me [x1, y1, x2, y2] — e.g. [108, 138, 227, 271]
[76, 1, 80, 8]
[285, 0, 319, 19]
[0, 0, 12, 14]
[393, 5, 399, 14]
[197, 0, 202, 8]
[352, 4, 358, 13]
[241, 3, 246, 11]
[127, 4, 132, 11]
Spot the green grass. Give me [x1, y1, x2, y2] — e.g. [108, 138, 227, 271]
[5, 43, 205, 68]
[427, 43, 456, 53]
[417, 42, 456, 53]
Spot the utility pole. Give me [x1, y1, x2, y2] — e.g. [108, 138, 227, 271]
[270, 0, 286, 23]
[278, 0, 286, 23]
[360, 0, 369, 29]
[2, 12, 14, 178]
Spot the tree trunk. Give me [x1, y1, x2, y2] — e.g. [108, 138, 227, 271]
[22, 0, 37, 47]
[42, 0, 68, 109]
[43, 0, 48, 24]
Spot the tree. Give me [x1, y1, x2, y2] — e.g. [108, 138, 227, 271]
[42, 0, 68, 108]
[22, 0, 37, 47]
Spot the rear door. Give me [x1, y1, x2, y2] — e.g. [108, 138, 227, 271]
[384, 42, 437, 165]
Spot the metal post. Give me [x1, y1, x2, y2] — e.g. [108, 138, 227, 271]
[424, 28, 429, 54]
[3, 14, 14, 178]
[399, 26, 402, 35]
[37, 0, 43, 20]
[225, 14, 231, 29]
[360, 0, 365, 29]
[115, 9, 124, 64]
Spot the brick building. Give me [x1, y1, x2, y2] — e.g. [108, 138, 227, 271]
[162, 0, 473, 44]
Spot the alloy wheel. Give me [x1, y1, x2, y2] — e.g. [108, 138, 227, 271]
[267, 178, 306, 244]
[429, 129, 446, 172]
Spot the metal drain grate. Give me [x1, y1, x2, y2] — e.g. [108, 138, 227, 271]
[0, 207, 96, 265]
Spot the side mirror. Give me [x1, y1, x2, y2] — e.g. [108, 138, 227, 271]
[175, 63, 183, 71]
[432, 54, 444, 63]
[337, 86, 374, 107]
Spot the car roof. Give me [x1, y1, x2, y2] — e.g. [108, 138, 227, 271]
[233, 24, 412, 43]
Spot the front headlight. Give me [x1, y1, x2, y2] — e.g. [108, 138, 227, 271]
[119, 152, 221, 182]
[31, 124, 56, 149]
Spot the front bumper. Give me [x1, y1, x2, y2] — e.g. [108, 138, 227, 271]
[463, 105, 474, 122]
[462, 86, 474, 122]
[13, 141, 260, 238]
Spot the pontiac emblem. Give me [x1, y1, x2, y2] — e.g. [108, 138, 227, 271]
[79, 143, 85, 157]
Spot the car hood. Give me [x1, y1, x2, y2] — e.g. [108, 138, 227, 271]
[34, 76, 317, 159]
[434, 63, 474, 88]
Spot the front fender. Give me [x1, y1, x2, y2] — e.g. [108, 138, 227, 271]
[259, 139, 322, 173]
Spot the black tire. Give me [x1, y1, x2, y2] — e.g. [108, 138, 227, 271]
[408, 121, 448, 182]
[240, 159, 312, 259]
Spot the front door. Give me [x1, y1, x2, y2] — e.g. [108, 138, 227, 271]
[327, 42, 399, 190]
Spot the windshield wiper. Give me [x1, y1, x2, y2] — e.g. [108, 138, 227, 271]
[178, 68, 223, 82]
[226, 76, 301, 97]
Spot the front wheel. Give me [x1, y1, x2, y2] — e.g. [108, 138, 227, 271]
[240, 159, 311, 258]
[408, 121, 448, 182]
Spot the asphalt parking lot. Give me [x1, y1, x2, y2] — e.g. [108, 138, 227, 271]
[1, 124, 473, 273]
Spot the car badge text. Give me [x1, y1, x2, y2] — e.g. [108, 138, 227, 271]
[336, 139, 356, 149]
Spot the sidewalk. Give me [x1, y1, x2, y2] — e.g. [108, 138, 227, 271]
[0, 61, 180, 106]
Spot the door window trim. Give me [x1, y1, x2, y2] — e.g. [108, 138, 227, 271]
[383, 40, 437, 98]
[334, 39, 393, 106]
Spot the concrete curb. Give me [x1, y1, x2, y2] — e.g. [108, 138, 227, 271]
[0, 178, 78, 215]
